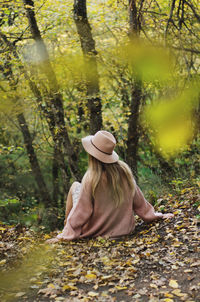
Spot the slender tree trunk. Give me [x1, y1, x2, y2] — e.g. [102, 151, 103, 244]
[52, 144, 60, 205]
[23, 0, 81, 180]
[18, 113, 52, 206]
[126, 0, 143, 179]
[126, 80, 142, 178]
[0, 30, 72, 203]
[0, 31, 52, 205]
[73, 0, 102, 134]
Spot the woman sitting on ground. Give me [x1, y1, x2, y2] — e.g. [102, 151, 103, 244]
[47, 130, 173, 243]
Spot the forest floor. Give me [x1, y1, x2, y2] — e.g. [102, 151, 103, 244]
[0, 184, 199, 302]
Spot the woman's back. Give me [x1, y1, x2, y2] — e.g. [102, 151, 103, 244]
[80, 171, 135, 238]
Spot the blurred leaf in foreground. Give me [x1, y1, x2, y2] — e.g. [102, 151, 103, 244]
[0, 244, 55, 301]
[142, 81, 200, 159]
[118, 39, 173, 83]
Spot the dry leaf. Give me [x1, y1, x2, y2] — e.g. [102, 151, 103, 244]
[0, 259, 6, 266]
[171, 289, 187, 297]
[62, 284, 77, 291]
[115, 286, 127, 290]
[88, 291, 99, 297]
[85, 273, 97, 279]
[169, 279, 179, 288]
[15, 292, 26, 297]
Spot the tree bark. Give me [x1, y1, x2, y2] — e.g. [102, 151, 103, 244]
[23, 0, 81, 180]
[18, 113, 52, 206]
[126, 80, 142, 178]
[73, 0, 102, 134]
[126, 0, 143, 179]
[0, 30, 52, 205]
[0, 30, 73, 203]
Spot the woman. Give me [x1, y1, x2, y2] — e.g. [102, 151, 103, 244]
[47, 130, 173, 243]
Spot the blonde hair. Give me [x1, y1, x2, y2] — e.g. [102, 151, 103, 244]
[85, 155, 135, 206]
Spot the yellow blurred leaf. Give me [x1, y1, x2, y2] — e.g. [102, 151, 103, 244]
[48, 283, 55, 289]
[44, 234, 51, 240]
[0, 227, 6, 231]
[15, 292, 26, 297]
[142, 82, 199, 159]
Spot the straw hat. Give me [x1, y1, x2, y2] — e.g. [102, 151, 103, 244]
[81, 130, 119, 163]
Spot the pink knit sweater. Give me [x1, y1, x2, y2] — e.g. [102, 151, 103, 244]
[57, 175, 159, 240]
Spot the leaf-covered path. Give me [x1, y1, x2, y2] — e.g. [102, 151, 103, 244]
[0, 185, 199, 302]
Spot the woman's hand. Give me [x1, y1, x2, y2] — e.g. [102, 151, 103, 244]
[45, 237, 60, 244]
[162, 213, 174, 219]
[155, 212, 174, 219]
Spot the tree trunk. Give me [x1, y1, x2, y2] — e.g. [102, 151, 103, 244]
[23, 0, 81, 180]
[73, 0, 102, 134]
[0, 31, 52, 205]
[126, 80, 142, 178]
[18, 113, 52, 206]
[1, 30, 75, 205]
[126, 0, 143, 179]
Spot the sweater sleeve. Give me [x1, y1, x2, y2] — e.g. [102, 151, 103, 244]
[57, 176, 93, 240]
[133, 185, 162, 222]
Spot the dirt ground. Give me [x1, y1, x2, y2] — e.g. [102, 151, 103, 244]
[0, 185, 199, 302]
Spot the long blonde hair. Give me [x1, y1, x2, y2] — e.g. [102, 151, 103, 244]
[85, 155, 135, 206]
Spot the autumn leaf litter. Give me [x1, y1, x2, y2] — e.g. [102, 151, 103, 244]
[0, 186, 199, 301]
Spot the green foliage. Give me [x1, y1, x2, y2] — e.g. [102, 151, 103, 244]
[0, 0, 199, 230]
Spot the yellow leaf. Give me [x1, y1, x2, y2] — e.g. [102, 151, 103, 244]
[0, 227, 6, 231]
[85, 273, 97, 279]
[169, 279, 179, 288]
[62, 284, 77, 291]
[115, 286, 127, 290]
[101, 275, 113, 280]
[0, 259, 6, 266]
[88, 291, 99, 297]
[163, 299, 174, 302]
[172, 289, 186, 297]
[164, 293, 174, 298]
[48, 283, 55, 289]
[44, 234, 51, 240]
[150, 284, 158, 289]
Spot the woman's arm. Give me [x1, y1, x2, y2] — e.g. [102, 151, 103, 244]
[133, 185, 174, 222]
[57, 178, 93, 240]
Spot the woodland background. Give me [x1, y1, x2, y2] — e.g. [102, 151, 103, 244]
[0, 0, 199, 231]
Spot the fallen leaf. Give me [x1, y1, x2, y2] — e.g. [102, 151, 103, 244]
[62, 284, 77, 291]
[169, 279, 179, 288]
[172, 289, 187, 297]
[115, 286, 127, 290]
[88, 291, 99, 297]
[85, 273, 97, 279]
[15, 292, 26, 297]
[164, 293, 174, 298]
[0, 259, 6, 266]
[48, 283, 55, 289]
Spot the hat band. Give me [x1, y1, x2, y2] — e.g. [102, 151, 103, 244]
[91, 139, 112, 156]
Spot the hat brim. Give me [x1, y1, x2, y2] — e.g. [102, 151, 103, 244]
[81, 135, 119, 164]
